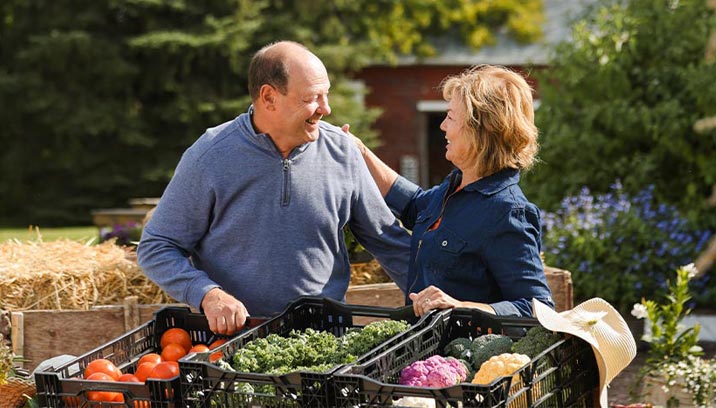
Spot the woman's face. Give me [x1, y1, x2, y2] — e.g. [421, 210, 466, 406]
[440, 97, 472, 170]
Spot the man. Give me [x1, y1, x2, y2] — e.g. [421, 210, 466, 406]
[137, 41, 410, 335]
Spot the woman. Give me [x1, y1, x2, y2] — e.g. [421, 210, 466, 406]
[347, 65, 554, 318]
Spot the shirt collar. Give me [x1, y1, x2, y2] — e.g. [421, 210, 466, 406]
[459, 168, 521, 196]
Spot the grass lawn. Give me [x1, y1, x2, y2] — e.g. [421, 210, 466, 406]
[0, 226, 99, 243]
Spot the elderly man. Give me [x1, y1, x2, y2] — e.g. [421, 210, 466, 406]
[138, 41, 410, 334]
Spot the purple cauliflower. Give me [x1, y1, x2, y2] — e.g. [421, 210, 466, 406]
[399, 355, 468, 387]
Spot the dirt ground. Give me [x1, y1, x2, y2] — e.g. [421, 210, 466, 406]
[608, 349, 648, 406]
[607, 342, 716, 406]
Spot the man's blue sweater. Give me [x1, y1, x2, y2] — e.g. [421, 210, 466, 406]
[137, 109, 410, 316]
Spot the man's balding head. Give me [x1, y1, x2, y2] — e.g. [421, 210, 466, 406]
[248, 41, 321, 101]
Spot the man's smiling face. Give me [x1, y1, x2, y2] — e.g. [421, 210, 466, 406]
[273, 54, 332, 147]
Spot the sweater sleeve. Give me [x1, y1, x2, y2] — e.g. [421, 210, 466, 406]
[136, 147, 220, 309]
[347, 147, 412, 294]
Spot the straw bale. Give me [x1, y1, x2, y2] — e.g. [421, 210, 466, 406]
[0, 238, 173, 311]
[350, 259, 391, 285]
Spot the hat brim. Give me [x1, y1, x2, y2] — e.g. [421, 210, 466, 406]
[533, 298, 636, 408]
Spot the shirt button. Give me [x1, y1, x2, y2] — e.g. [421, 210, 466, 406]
[441, 240, 448, 247]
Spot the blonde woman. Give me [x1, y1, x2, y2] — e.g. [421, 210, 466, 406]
[346, 65, 554, 318]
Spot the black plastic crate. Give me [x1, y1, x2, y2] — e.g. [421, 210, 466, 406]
[332, 308, 600, 408]
[180, 296, 439, 408]
[34, 306, 229, 407]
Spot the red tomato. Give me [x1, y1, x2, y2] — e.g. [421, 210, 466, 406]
[134, 361, 157, 383]
[137, 352, 162, 367]
[160, 328, 193, 353]
[161, 343, 187, 362]
[148, 361, 180, 380]
[85, 372, 122, 402]
[188, 344, 210, 353]
[84, 359, 121, 381]
[208, 339, 227, 362]
[118, 373, 141, 383]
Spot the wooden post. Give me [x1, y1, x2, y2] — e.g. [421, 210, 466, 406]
[10, 312, 24, 369]
[123, 296, 140, 332]
[695, 237, 716, 278]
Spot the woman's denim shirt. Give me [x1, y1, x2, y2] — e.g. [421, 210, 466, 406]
[385, 168, 554, 317]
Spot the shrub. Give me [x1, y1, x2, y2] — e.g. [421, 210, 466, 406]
[631, 265, 714, 407]
[524, 0, 716, 230]
[542, 181, 712, 313]
[99, 222, 142, 247]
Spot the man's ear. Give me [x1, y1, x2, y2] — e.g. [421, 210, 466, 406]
[258, 84, 277, 111]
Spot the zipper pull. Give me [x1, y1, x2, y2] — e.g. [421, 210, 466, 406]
[282, 159, 290, 171]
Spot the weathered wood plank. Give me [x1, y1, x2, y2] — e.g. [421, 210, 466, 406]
[345, 267, 573, 312]
[15, 303, 182, 371]
[346, 282, 404, 308]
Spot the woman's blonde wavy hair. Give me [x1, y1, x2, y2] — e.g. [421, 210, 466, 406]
[441, 64, 539, 177]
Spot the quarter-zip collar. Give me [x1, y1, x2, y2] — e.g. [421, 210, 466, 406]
[238, 105, 312, 157]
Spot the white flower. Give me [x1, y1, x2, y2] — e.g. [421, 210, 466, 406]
[682, 263, 698, 279]
[631, 303, 648, 319]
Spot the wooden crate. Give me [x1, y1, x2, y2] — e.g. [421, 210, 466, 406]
[345, 265, 574, 312]
[544, 265, 574, 311]
[9, 297, 184, 371]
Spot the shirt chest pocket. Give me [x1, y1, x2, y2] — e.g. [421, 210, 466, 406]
[426, 227, 467, 277]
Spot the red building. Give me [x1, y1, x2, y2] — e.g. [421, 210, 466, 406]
[352, 0, 588, 187]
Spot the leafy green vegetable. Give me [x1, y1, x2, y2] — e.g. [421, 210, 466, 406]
[344, 320, 411, 357]
[229, 320, 409, 375]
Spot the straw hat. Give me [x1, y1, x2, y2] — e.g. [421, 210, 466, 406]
[532, 298, 637, 408]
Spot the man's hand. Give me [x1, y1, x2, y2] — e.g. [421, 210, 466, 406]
[200, 288, 249, 335]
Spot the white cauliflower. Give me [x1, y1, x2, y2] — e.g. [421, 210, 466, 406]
[471, 353, 531, 385]
[393, 396, 437, 407]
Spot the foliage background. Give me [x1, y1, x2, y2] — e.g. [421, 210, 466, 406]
[523, 0, 716, 229]
[0, 0, 542, 226]
[523, 0, 716, 313]
[525, 0, 716, 309]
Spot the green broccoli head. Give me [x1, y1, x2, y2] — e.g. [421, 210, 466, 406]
[469, 334, 513, 370]
[443, 337, 473, 359]
[511, 326, 562, 358]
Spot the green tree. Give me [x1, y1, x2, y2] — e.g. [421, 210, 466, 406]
[0, 0, 543, 226]
[523, 0, 716, 227]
